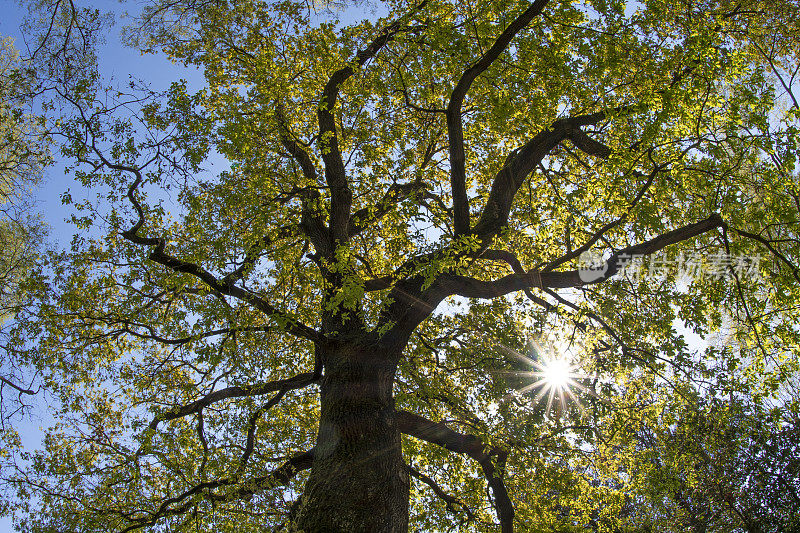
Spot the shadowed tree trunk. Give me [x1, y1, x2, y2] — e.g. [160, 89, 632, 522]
[295, 343, 409, 532]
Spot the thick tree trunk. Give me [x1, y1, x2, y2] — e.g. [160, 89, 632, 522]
[294, 346, 409, 532]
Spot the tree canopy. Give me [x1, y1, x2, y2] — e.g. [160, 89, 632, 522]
[0, 35, 49, 408]
[1, 0, 799, 531]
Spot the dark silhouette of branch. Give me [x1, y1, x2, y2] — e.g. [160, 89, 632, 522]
[448, 0, 552, 235]
[730, 226, 800, 283]
[398, 410, 514, 533]
[318, 6, 427, 244]
[275, 105, 330, 255]
[148, 372, 318, 430]
[471, 110, 614, 239]
[439, 213, 724, 298]
[406, 464, 475, 522]
[120, 450, 314, 532]
[0, 375, 36, 396]
[115, 168, 325, 346]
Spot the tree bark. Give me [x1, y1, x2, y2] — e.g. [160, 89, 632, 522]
[294, 345, 409, 532]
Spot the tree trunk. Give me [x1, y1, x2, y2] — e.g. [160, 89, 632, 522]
[294, 345, 409, 532]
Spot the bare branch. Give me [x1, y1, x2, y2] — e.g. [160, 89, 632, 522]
[0, 375, 36, 396]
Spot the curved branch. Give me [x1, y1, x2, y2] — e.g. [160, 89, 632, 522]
[730, 226, 800, 284]
[119, 323, 272, 346]
[0, 374, 36, 396]
[407, 464, 475, 522]
[121, 450, 314, 532]
[398, 411, 514, 533]
[448, 0, 552, 235]
[118, 172, 325, 346]
[275, 105, 330, 254]
[318, 7, 427, 244]
[472, 110, 613, 239]
[148, 372, 318, 430]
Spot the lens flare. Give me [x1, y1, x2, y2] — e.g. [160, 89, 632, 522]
[542, 358, 571, 390]
[497, 340, 594, 419]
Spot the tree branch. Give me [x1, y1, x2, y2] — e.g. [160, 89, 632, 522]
[472, 110, 612, 238]
[148, 372, 317, 430]
[221, 224, 298, 286]
[398, 411, 514, 532]
[436, 213, 724, 299]
[318, 9, 426, 244]
[118, 171, 325, 346]
[120, 450, 314, 532]
[275, 105, 330, 255]
[0, 374, 36, 396]
[448, 0, 552, 235]
[730, 226, 800, 283]
[406, 464, 475, 522]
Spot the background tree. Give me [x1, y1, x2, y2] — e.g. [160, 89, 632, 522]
[1, 0, 800, 531]
[596, 381, 800, 532]
[0, 36, 49, 411]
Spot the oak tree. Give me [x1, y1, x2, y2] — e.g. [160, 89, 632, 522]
[2, 0, 800, 531]
[0, 35, 49, 409]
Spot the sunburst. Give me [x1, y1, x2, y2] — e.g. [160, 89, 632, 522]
[498, 340, 595, 419]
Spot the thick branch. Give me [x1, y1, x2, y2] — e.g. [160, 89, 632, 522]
[275, 105, 330, 254]
[148, 372, 317, 430]
[318, 12, 425, 244]
[118, 172, 325, 346]
[398, 411, 514, 532]
[440, 213, 724, 298]
[472, 111, 611, 238]
[448, 0, 551, 235]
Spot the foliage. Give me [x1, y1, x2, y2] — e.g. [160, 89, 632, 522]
[0, 36, 49, 413]
[601, 386, 800, 532]
[1, 0, 800, 531]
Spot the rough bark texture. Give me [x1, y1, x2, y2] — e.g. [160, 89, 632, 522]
[294, 345, 409, 532]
